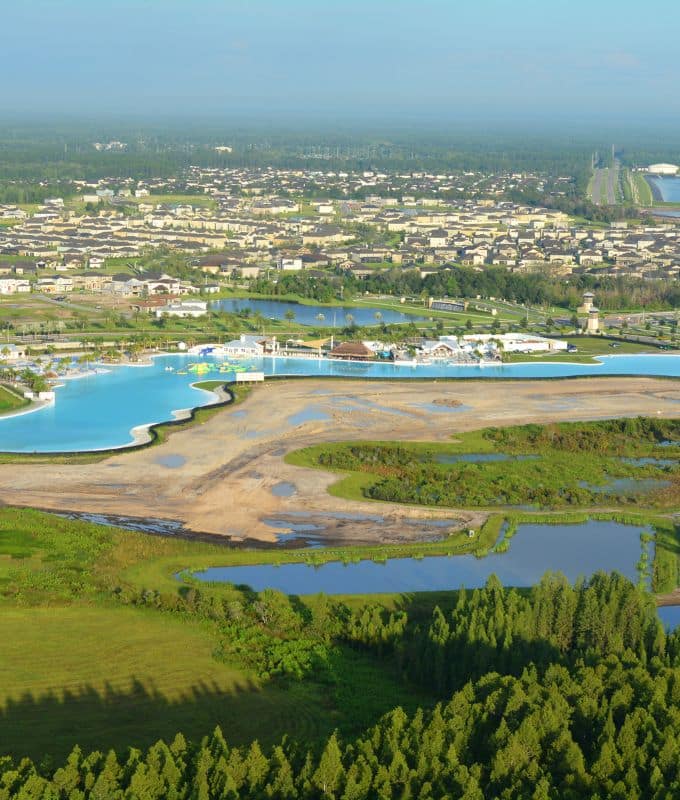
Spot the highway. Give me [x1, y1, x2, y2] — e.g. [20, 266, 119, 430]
[590, 163, 619, 205]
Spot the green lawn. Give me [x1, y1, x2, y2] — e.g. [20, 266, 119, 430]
[505, 336, 662, 363]
[0, 605, 337, 762]
[634, 173, 654, 206]
[0, 507, 435, 762]
[0, 384, 29, 414]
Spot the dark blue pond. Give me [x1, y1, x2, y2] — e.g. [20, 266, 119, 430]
[658, 605, 680, 632]
[211, 298, 426, 327]
[190, 520, 647, 594]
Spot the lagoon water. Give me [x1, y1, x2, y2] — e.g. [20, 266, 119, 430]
[647, 175, 680, 203]
[190, 520, 646, 594]
[4, 352, 680, 451]
[211, 298, 426, 327]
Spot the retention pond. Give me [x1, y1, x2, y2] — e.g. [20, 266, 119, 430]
[189, 520, 649, 594]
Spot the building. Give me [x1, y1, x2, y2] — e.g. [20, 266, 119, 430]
[647, 164, 679, 175]
[578, 291, 595, 313]
[429, 298, 467, 313]
[329, 341, 375, 360]
[223, 334, 266, 358]
[586, 307, 600, 334]
[155, 301, 207, 319]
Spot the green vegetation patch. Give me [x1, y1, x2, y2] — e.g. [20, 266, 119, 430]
[287, 417, 680, 510]
[0, 383, 30, 414]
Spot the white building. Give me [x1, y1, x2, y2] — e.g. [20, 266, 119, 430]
[155, 301, 207, 319]
[461, 333, 568, 353]
[224, 334, 265, 358]
[647, 163, 679, 175]
[0, 278, 30, 295]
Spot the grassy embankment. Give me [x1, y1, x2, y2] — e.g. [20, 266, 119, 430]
[503, 335, 664, 364]
[0, 507, 441, 762]
[0, 383, 30, 414]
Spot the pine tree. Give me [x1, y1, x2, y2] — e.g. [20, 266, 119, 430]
[313, 734, 345, 797]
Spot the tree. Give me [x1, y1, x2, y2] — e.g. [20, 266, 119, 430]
[313, 734, 345, 797]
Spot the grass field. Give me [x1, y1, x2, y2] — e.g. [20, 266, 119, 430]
[0, 507, 435, 761]
[504, 336, 662, 364]
[0, 603, 431, 762]
[633, 172, 655, 206]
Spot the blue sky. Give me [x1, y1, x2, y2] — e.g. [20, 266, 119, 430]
[2, 0, 679, 124]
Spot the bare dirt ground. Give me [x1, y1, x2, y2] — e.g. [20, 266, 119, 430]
[2, 377, 679, 544]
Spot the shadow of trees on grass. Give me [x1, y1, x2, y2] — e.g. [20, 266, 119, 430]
[0, 675, 329, 764]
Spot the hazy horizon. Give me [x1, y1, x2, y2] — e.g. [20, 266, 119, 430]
[2, 0, 680, 126]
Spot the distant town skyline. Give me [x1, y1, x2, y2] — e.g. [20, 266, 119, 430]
[2, 0, 680, 125]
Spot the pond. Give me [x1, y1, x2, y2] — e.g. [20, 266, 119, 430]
[189, 520, 648, 594]
[271, 482, 297, 497]
[434, 453, 538, 464]
[621, 457, 676, 468]
[211, 298, 427, 327]
[657, 605, 680, 632]
[579, 478, 671, 494]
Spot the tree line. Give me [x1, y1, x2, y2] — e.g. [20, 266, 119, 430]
[3, 573, 680, 797]
[248, 266, 680, 313]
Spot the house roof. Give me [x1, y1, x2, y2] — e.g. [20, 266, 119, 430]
[329, 341, 375, 359]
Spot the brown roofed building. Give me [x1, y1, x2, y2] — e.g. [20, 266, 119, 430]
[329, 341, 375, 360]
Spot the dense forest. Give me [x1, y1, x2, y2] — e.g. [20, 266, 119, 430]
[2, 574, 680, 798]
[0, 124, 599, 180]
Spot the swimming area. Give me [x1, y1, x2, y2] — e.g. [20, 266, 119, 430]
[4, 352, 680, 452]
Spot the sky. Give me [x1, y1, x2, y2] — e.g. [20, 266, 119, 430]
[2, 0, 680, 126]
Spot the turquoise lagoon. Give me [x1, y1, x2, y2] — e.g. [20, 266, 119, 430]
[4, 352, 680, 452]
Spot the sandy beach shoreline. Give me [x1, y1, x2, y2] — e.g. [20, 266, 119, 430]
[0, 375, 678, 545]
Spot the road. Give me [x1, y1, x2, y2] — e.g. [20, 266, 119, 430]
[591, 169, 604, 205]
[590, 165, 619, 205]
[30, 294, 100, 313]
